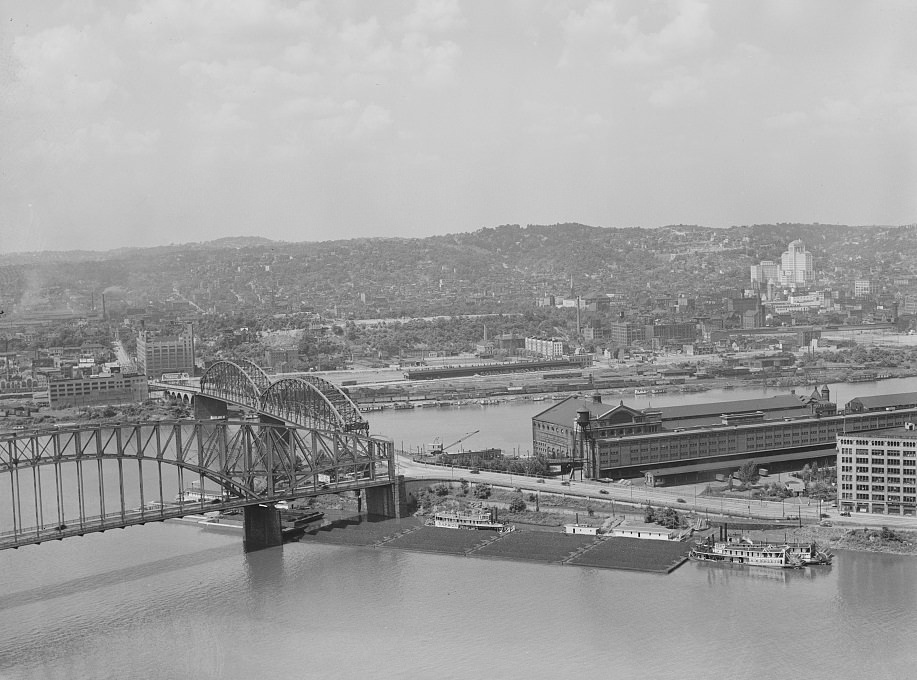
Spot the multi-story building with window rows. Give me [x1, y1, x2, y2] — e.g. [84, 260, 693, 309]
[48, 372, 149, 408]
[137, 325, 195, 379]
[837, 423, 917, 516]
[532, 390, 917, 487]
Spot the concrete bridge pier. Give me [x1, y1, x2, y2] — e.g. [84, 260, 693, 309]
[194, 395, 228, 420]
[363, 476, 407, 519]
[243, 504, 283, 552]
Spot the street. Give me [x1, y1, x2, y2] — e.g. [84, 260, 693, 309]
[395, 452, 917, 529]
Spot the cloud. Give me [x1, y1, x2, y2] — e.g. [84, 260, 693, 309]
[522, 101, 610, 143]
[401, 0, 465, 33]
[400, 34, 461, 86]
[560, 0, 714, 67]
[350, 103, 392, 139]
[23, 119, 160, 162]
[12, 25, 119, 112]
[764, 110, 809, 129]
[648, 73, 705, 108]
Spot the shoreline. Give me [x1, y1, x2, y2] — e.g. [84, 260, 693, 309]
[740, 524, 917, 556]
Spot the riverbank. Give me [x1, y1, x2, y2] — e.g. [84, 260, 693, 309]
[735, 524, 917, 555]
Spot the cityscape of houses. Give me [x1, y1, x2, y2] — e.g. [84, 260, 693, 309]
[0, 224, 916, 407]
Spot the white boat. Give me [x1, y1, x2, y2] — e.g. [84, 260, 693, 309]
[689, 537, 805, 569]
[430, 509, 513, 532]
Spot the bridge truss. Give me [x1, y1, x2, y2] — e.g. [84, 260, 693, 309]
[195, 360, 369, 434]
[0, 420, 393, 550]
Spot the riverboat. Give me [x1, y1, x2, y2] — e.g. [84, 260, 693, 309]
[689, 537, 805, 569]
[430, 509, 513, 532]
[723, 536, 832, 565]
[785, 541, 833, 565]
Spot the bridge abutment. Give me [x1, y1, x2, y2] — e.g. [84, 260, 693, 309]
[363, 476, 407, 519]
[243, 504, 283, 552]
[193, 395, 228, 420]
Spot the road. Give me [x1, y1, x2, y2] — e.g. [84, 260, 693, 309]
[395, 453, 917, 530]
[114, 339, 132, 366]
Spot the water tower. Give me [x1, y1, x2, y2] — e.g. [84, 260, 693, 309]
[574, 404, 591, 481]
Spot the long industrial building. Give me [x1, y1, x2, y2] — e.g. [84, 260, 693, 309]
[532, 389, 917, 486]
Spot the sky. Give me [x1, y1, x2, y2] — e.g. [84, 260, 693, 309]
[1, 0, 916, 253]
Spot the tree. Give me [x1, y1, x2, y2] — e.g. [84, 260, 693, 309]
[655, 507, 682, 529]
[736, 460, 759, 486]
[800, 463, 812, 483]
[508, 494, 527, 513]
[432, 483, 450, 497]
[644, 503, 656, 523]
[473, 483, 491, 499]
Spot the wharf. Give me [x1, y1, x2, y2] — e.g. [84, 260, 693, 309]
[297, 515, 692, 574]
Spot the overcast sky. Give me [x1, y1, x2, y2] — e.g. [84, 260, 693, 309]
[2, 1, 915, 253]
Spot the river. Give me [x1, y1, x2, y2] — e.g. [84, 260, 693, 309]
[3, 377, 917, 679]
[1, 523, 915, 680]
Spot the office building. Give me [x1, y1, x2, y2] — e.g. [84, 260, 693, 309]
[137, 325, 195, 379]
[837, 424, 917, 516]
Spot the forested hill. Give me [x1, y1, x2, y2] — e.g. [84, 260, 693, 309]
[0, 222, 914, 319]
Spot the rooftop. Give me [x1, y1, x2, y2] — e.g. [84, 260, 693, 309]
[846, 392, 917, 409]
[844, 425, 917, 441]
[533, 393, 810, 429]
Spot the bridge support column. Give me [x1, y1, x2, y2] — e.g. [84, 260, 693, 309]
[243, 504, 282, 552]
[194, 395, 228, 420]
[364, 477, 407, 519]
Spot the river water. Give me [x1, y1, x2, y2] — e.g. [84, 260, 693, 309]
[3, 377, 917, 679]
[1, 524, 915, 680]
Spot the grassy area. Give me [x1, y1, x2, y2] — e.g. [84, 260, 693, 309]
[473, 531, 595, 562]
[384, 526, 494, 554]
[567, 537, 690, 573]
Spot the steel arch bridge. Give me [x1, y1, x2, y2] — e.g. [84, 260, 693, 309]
[167, 360, 369, 434]
[261, 376, 368, 433]
[0, 420, 394, 550]
[199, 359, 272, 412]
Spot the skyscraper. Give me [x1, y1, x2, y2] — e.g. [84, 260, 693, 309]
[778, 240, 815, 287]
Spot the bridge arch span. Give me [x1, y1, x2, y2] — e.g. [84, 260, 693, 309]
[260, 377, 368, 434]
[200, 359, 272, 411]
